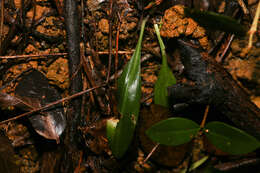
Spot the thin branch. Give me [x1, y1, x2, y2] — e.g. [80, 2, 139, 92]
[241, 0, 260, 56]
[0, 52, 67, 59]
[115, 12, 122, 82]
[0, 51, 133, 59]
[216, 34, 234, 63]
[0, 84, 106, 125]
[248, 0, 260, 48]
[200, 105, 210, 128]
[106, 0, 114, 83]
[97, 50, 134, 54]
[0, 0, 4, 47]
[237, 0, 249, 14]
[143, 143, 159, 163]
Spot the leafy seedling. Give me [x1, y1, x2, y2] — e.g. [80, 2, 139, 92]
[107, 17, 148, 158]
[146, 118, 260, 155]
[154, 23, 176, 107]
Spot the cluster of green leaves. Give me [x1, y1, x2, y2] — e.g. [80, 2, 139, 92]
[146, 117, 260, 155]
[106, 21, 177, 158]
[146, 13, 259, 156]
[107, 10, 254, 159]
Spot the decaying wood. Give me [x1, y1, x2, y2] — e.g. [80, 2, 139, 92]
[168, 40, 260, 139]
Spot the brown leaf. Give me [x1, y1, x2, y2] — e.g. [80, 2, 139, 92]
[7, 69, 67, 143]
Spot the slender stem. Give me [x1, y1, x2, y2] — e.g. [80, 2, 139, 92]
[200, 105, 210, 128]
[248, 0, 260, 49]
[154, 23, 167, 67]
[143, 143, 159, 163]
[0, 52, 67, 59]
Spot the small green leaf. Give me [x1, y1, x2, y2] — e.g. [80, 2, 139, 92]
[205, 122, 260, 155]
[189, 156, 209, 171]
[154, 24, 176, 107]
[146, 117, 200, 146]
[185, 8, 246, 36]
[111, 17, 148, 158]
[180, 156, 209, 173]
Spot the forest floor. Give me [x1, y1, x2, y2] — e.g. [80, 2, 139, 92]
[0, 0, 260, 172]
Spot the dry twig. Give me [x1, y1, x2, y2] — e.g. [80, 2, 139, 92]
[241, 0, 260, 56]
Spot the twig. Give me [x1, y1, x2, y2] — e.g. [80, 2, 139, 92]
[143, 143, 159, 163]
[0, 52, 67, 59]
[216, 34, 234, 63]
[82, 55, 109, 114]
[115, 12, 122, 82]
[97, 50, 134, 54]
[0, 84, 106, 125]
[248, 0, 260, 48]
[215, 157, 260, 171]
[106, 0, 114, 83]
[241, 0, 260, 56]
[200, 105, 209, 128]
[0, 0, 4, 47]
[237, 0, 249, 14]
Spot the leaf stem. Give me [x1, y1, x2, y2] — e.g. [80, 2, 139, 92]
[154, 23, 167, 66]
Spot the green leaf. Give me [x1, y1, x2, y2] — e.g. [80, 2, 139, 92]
[110, 17, 147, 158]
[205, 122, 260, 155]
[184, 8, 246, 36]
[146, 117, 200, 146]
[154, 24, 176, 107]
[117, 17, 147, 119]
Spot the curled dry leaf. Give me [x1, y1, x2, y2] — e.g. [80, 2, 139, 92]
[0, 70, 66, 143]
[15, 70, 66, 143]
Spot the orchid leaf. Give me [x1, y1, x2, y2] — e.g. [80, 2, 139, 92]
[146, 117, 200, 146]
[108, 17, 147, 158]
[205, 122, 260, 155]
[154, 24, 176, 107]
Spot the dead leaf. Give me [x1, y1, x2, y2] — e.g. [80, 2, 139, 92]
[0, 69, 67, 143]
